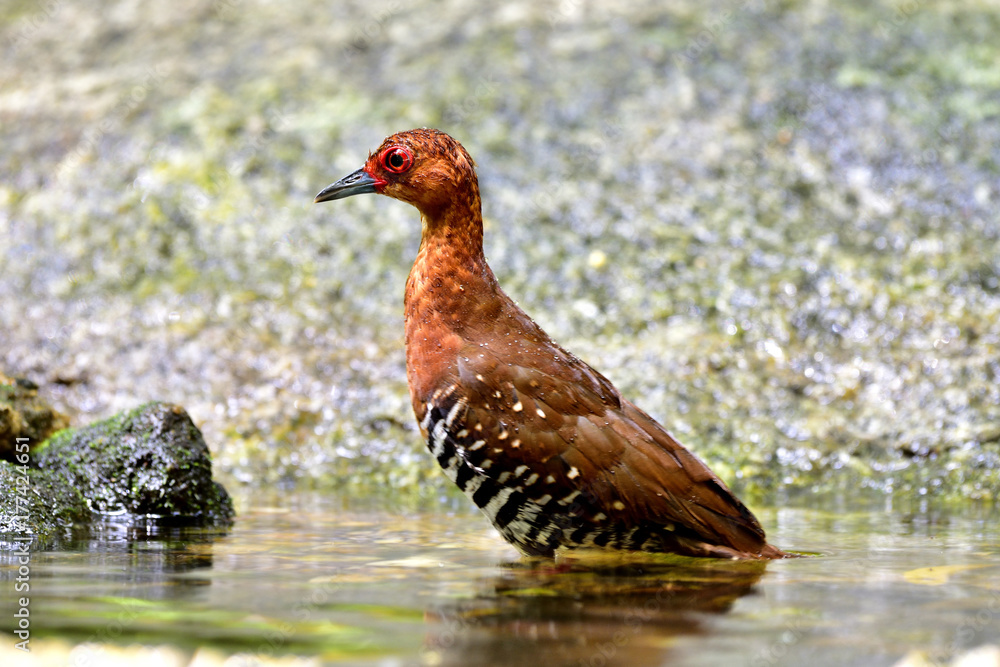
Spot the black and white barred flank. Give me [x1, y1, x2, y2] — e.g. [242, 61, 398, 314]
[419, 390, 682, 558]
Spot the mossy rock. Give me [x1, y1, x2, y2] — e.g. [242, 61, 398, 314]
[0, 402, 234, 548]
[0, 462, 89, 547]
[0, 372, 68, 463]
[35, 401, 235, 521]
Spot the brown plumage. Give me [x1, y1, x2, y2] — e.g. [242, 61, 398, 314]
[315, 128, 790, 559]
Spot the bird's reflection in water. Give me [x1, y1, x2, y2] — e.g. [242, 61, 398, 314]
[423, 552, 768, 666]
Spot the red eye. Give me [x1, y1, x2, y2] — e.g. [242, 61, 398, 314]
[380, 146, 414, 174]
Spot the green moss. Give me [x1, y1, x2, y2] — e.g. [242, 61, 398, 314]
[0, 373, 68, 463]
[3, 402, 235, 548]
[0, 461, 90, 546]
[35, 402, 234, 524]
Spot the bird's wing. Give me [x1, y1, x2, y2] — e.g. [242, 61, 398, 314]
[417, 340, 769, 556]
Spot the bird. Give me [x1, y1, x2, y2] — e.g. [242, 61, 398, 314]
[315, 128, 790, 560]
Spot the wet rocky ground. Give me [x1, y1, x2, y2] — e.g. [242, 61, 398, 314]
[2, 0, 998, 501]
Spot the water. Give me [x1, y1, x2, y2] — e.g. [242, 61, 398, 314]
[2, 492, 998, 666]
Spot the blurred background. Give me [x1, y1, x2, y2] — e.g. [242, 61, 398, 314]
[2, 0, 998, 501]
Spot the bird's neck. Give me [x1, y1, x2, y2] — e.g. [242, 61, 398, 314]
[403, 196, 505, 402]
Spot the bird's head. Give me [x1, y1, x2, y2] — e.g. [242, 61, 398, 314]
[314, 128, 478, 217]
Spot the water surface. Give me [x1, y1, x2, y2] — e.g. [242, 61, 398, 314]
[2, 492, 998, 666]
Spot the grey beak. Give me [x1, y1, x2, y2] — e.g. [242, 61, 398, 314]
[314, 168, 380, 203]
